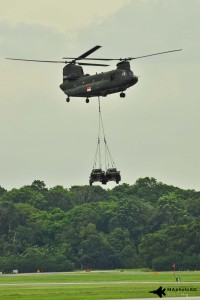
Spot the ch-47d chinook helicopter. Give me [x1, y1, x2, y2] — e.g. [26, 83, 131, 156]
[6, 45, 182, 103]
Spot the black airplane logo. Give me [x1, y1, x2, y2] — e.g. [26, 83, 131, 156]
[149, 286, 166, 298]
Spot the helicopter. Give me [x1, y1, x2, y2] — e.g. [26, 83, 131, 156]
[6, 46, 182, 103]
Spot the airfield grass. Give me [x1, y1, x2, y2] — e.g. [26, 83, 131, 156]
[0, 271, 199, 299]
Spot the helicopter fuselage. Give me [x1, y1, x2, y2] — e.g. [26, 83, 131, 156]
[6, 45, 181, 103]
[59, 68, 138, 99]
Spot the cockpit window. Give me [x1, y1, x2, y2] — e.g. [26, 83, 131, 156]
[122, 71, 128, 76]
[122, 70, 133, 76]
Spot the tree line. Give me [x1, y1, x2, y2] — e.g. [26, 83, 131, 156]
[0, 177, 199, 272]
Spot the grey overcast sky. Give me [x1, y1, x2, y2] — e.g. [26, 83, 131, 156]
[0, 0, 200, 190]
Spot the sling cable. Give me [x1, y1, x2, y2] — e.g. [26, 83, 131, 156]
[89, 97, 121, 186]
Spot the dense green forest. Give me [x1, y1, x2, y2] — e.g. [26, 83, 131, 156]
[0, 177, 199, 273]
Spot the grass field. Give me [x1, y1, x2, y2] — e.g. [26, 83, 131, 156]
[0, 271, 199, 299]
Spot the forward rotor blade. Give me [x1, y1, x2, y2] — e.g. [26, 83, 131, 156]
[63, 45, 102, 61]
[76, 45, 102, 60]
[78, 62, 109, 67]
[6, 58, 66, 63]
[5, 57, 108, 66]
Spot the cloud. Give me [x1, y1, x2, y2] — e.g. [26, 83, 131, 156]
[0, 0, 131, 58]
[0, 21, 67, 58]
[75, 0, 200, 59]
[0, 0, 200, 190]
[0, 0, 131, 31]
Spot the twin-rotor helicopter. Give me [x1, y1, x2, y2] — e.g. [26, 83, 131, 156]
[6, 46, 182, 103]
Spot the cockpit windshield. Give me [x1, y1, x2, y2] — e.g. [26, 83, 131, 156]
[122, 70, 133, 76]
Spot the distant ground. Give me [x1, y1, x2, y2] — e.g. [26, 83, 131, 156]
[0, 271, 199, 299]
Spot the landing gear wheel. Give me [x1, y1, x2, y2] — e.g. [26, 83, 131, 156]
[120, 92, 126, 98]
[86, 98, 89, 103]
[66, 96, 70, 102]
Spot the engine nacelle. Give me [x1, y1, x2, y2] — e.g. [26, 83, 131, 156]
[116, 61, 131, 70]
[63, 64, 84, 82]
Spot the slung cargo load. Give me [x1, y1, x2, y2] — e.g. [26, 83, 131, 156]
[106, 168, 121, 184]
[89, 169, 107, 186]
[89, 97, 121, 186]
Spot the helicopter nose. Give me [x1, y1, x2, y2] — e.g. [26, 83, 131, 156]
[131, 76, 138, 85]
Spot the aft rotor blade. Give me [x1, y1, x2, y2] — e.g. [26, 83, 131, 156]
[78, 62, 109, 67]
[128, 49, 183, 60]
[6, 58, 66, 63]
